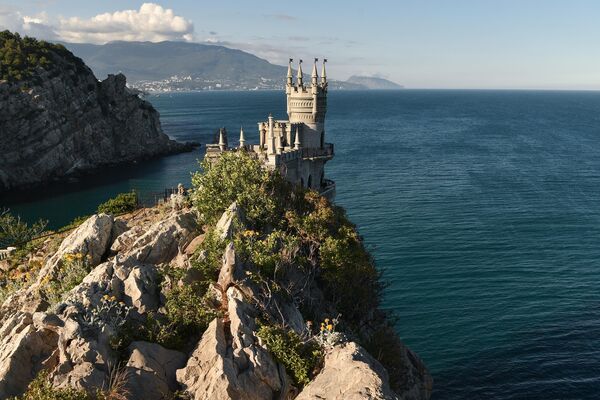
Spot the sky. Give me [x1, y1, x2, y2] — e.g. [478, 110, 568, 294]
[1, 0, 600, 89]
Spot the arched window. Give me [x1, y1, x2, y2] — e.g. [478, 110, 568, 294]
[320, 131, 324, 148]
[307, 175, 312, 188]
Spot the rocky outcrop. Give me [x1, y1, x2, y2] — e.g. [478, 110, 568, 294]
[0, 204, 432, 400]
[0, 40, 195, 193]
[177, 286, 289, 400]
[296, 342, 397, 400]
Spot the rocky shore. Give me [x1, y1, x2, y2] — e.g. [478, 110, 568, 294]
[0, 199, 432, 399]
[0, 40, 195, 193]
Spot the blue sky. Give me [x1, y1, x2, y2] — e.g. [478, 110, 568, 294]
[1, 0, 600, 89]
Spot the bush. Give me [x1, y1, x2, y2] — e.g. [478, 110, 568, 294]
[257, 324, 322, 387]
[0, 208, 47, 249]
[97, 192, 138, 215]
[42, 253, 91, 305]
[191, 151, 288, 228]
[12, 370, 91, 399]
[0, 30, 85, 83]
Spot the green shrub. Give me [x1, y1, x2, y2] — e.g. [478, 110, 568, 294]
[43, 253, 90, 305]
[11, 370, 91, 399]
[191, 151, 288, 228]
[0, 208, 47, 249]
[0, 30, 85, 83]
[97, 192, 138, 215]
[257, 324, 322, 387]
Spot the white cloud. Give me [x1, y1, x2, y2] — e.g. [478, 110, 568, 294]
[57, 3, 194, 43]
[0, 3, 194, 44]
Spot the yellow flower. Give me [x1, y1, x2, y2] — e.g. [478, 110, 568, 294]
[110, 296, 116, 301]
[324, 318, 330, 324]
[102, 294, 109, 300]
[327, 324, 333, 331]
[320, 326, 325, 332]
[119, 301, 125, 306]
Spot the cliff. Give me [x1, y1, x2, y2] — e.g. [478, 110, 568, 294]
[0, 152, 432, 399]
[0, 31, 193, 193]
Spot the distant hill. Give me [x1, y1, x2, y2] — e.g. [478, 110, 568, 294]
[62, 41, 400, 91]
[346, 75, 403, 90]
[63, 41, 288, 90]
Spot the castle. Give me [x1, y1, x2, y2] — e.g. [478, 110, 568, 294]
[205, 58, 335, 199]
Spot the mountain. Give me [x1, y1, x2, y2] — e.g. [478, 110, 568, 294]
[346, 75, 403, 90]
[62, 41, 402, 92]
[63, 41, 288, 91]
[0, 31, 193, 193]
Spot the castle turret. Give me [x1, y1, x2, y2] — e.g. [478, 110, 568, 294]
[267, 114, 275, 155]
[218, 128, 227, 151]
[297, 59, 303, 87]
[321, 59, 327, 86]
[286, 57, 327, 148]
[294, 126, 301, 150]
[287, 58, 293, 87]
[239, 126, 245, 148]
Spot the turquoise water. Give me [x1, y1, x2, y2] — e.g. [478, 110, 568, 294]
[5, 90, 600, 399]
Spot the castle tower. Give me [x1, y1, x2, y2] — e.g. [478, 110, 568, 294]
[286, 58, 328, 149]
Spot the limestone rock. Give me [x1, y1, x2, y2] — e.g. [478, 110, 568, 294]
[125, 341, 186, 400]
[296, 342, 398, 400]
[176, 287, 288, 400]
[0, 312, 59, 398]
[215, 202, 244, 240]
[0, 44, 193, 194]
[119, 210, 198, 266]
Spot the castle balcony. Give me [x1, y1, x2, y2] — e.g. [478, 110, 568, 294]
[301, 143, 334, 160]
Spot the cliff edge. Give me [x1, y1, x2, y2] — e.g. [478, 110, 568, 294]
[0, 31, 193, 193]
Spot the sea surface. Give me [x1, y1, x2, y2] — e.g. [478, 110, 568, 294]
[5, 90, 600, 399]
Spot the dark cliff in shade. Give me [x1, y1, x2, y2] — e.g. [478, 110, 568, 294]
[0, 32, 193, 193]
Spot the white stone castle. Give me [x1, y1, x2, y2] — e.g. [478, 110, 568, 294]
[205, 58, 335, 198]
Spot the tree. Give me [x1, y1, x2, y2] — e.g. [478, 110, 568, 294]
[0, 209, 48, 249]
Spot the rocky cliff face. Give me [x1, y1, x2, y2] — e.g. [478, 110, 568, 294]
[0, 44, 192, 193]
[0, 200, 432, 400]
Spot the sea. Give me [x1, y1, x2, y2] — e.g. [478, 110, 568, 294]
[5, 89, 600, 399]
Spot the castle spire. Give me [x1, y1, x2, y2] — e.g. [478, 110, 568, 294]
[311, 58, 318, 86]
[287, 58, 293, 86]
[268, 114, 275, 154]
[239, 126, 245, 148]
[321, 58, 327, 85]
[218, 127, 227, 151]
[276, 130, 283, 153]
[297, 59, 303, 87]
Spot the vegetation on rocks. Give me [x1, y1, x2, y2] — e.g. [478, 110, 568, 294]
[97, 192, 139, 215]
[257, 324, 322, 386]
[0, 30, 83, 83]
[190, 151, 402, 389]
[0, 208, 48, 249]
[42, 253, 91, 305]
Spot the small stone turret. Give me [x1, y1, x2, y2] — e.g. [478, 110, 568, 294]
[239, 126, 245, 148]
[296, 59, 303, 87]
[218, 128, 227, 151]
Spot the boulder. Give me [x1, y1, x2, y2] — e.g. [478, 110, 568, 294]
[296, 342, 398, 400]
[0, 312, 59, 398]
[176, 287, 289, 400]
[119, 210, 198, 266]
[125, 341, 186, 400]
[215, 202, 243, 240]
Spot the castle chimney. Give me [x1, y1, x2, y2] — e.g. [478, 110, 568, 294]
[239, 126, 245, 148]
[297, 59, 303, 87]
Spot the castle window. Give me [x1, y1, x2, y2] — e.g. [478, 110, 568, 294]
[307, 175, 312, 188]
